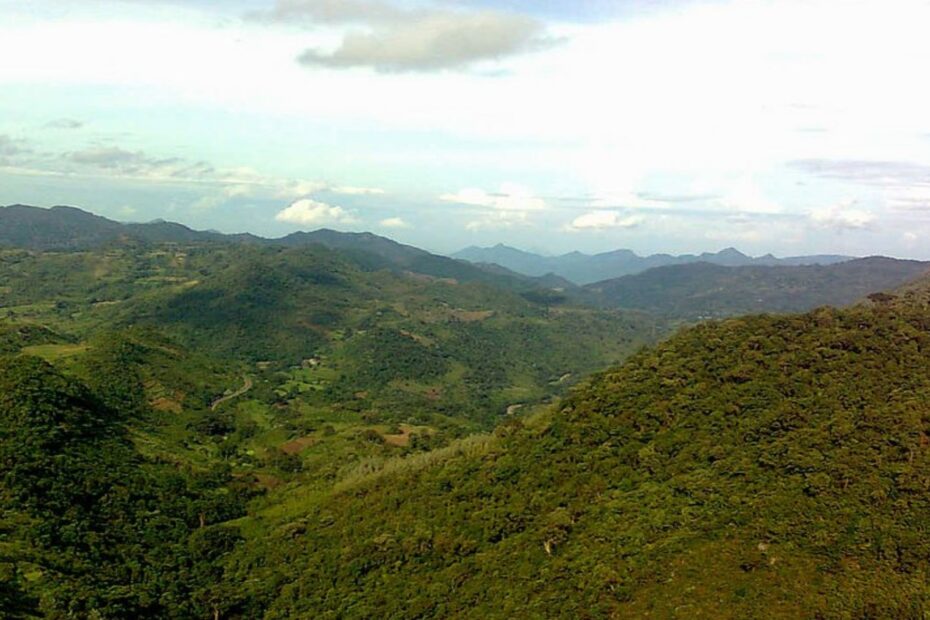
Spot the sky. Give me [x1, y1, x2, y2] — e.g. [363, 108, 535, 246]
[2, 0, 930, 257]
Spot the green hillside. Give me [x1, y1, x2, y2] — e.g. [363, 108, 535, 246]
[0, 236, 660, 617]
[6, 226, 930, 617]
[215, 281, 930, 618]
[0, 242, 657, 429]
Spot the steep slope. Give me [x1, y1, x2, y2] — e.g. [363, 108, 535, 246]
[584, 257, 930, 319]
[453, 243, 852, 284]
[224, 285, 930, 618]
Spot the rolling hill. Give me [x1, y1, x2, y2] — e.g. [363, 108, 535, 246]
[0, 240, 659, 429]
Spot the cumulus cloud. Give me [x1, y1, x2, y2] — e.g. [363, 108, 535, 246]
[259, 0, 555, 72]
[442, 183, 546, 230]
[566, 211, 644, 231]
[275, 198, 359, 226]
[809, 201, 875, 231]
[380, 216, 410, 228]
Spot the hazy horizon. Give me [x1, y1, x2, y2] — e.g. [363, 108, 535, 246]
[3, 0, 930, 258]
[5, 201, 911, 262]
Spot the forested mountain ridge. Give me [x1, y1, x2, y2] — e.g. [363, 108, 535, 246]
[453, 242, 853, 284]
[0, 204, 563, 293]
[583, 256, 930, 319]
[221, 274, 930, 618]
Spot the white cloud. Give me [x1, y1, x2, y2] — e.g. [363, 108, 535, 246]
[380, 216, 409, 228]
[440, 183, 546, 212]
[566, 211, 644, 231]
[261, 0, 555, 73]
[442, 183, 546, 230]
[275, 198, 358, 226]
[809, 201, 876, 231]
[276, 180, 328, 199]
[299, 13, 553, 73]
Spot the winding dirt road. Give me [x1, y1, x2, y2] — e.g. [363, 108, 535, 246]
[211, 375, 254, 411]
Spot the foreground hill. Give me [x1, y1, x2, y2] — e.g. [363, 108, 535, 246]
[453, 243, 852, 285]
[220, 276, 930, 618]
[584, 257, 930, 319]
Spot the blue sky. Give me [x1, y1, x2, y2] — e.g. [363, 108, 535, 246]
[2, 0, 930, 257]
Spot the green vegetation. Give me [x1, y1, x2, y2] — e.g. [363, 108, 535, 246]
[0, 242, 657, 429]
[219, 290, 930, 618]
[0, 355, 254, 618]
[6, 217, 930, 618]
[0, 235, 657, 617]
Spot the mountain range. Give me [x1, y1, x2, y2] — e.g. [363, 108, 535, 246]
[3, 204, 927, 323]
[453, 242, 853, 285]
[0, 204, 566, 293]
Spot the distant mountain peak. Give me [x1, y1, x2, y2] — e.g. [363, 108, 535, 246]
[453, 242, 856, 285]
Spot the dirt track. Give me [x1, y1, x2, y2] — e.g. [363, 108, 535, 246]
[211, 375, 253, 411]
